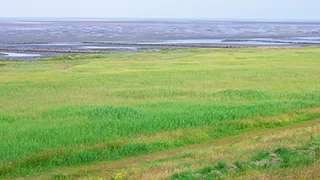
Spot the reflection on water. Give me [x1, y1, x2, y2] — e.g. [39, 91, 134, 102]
[81, 46, 138, 50]
[143, 39, 289, 45]
[141, 39, 222, 44]
[144, 38, 320, 45]
[1, 52, 41, 57]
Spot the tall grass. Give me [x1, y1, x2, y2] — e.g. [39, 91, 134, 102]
[1, 48, 320, 178]
[170, 136, 320, 180]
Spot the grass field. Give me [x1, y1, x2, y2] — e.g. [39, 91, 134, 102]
[1, 47, 320, 179]
[70, 117, 320, 180]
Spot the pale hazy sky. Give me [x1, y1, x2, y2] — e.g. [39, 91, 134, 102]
[1, 0, 320, 20]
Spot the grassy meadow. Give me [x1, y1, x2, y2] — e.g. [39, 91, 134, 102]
[73, 118, 320, 180]
[1, 47, 320, 179]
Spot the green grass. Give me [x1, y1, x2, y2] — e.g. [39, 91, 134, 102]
[76, 120, 320, 180]
[170, 138, 320, 180]
[1, 48, 320, 178]
[169, 148, 320, 180]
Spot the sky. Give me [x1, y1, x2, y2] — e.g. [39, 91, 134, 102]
[1, 0, 320, 20]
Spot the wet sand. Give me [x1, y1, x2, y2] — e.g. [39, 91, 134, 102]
[1, 19, 320, 59]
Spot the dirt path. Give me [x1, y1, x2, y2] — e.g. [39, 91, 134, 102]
[20, 118, 320, 180]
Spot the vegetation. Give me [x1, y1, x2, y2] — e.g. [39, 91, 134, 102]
[1, 48, 320, 179]
[170, 138, 320, 180]
[48, 115, 320, 180]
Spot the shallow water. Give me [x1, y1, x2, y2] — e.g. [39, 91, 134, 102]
[143, 39, 290, 45]
[81, 46, 138, 50]
[1, 19, 320, 44]
[1, 52, 41, 57]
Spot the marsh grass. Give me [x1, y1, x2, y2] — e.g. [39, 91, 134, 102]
[1, 48, 320, 178]
[170, 137, 320, 180]
[73, 120, 320, 180]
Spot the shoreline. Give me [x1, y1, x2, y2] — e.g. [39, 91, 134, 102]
[0, 42, 316, 60]
[1, 37, 320, 60]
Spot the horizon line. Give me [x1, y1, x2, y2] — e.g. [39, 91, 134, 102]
[1, 17, 320, 22]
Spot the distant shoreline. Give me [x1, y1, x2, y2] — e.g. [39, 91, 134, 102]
[1, 17, 320, 23]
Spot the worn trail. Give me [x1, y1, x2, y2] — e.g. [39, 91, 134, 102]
[20, 118, 320, 180]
